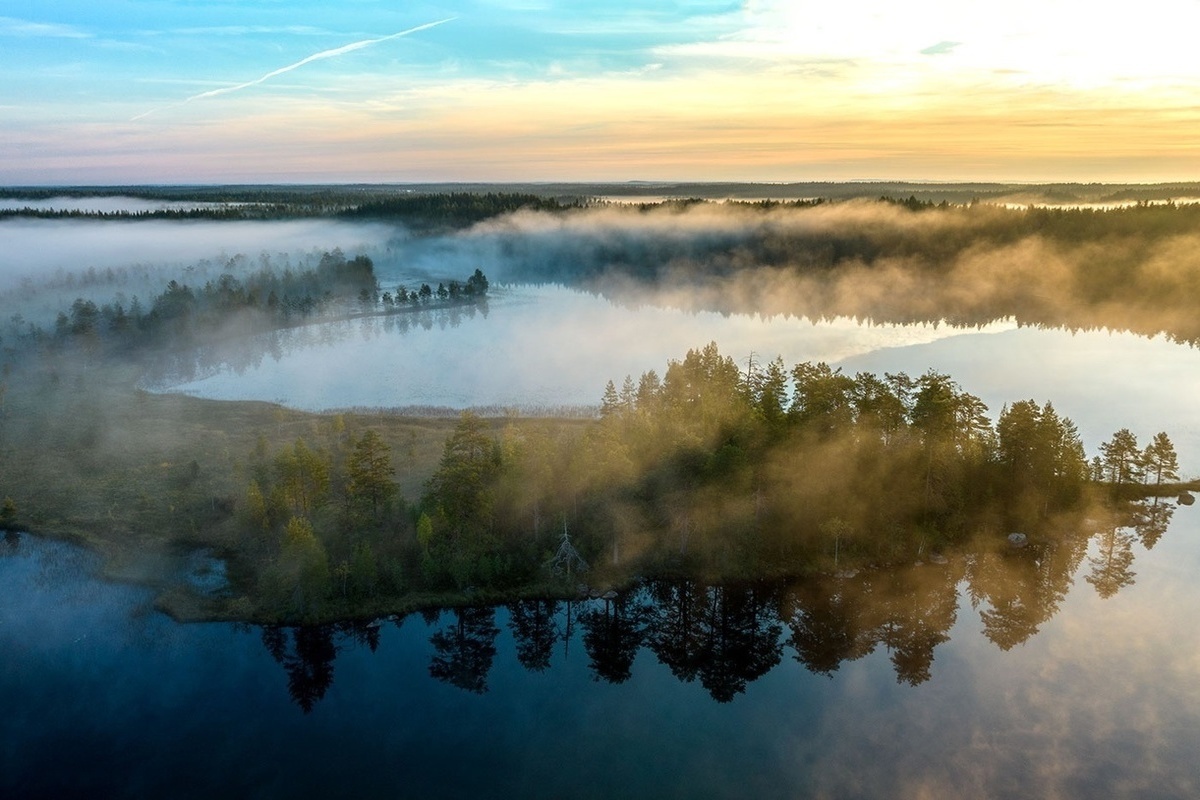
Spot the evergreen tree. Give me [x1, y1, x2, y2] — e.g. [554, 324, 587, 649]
[1100, 429, 1142, 485]
[346, 429, 395, 520]
[1143, 431, 1180, 486]
[600, 380, 621, 419]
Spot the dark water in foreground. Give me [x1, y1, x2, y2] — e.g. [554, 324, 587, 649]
[3, 515, 1200, 799]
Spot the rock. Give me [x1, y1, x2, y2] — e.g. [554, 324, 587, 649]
[1178, 492, 1195, 506]
[1007, 532, 1028, 548]
[928, 552, 948, 565]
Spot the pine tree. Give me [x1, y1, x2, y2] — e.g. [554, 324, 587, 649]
[1143, 432, 1180, 486]
[346, 429, 395, 520]
[1100, 428, 1142, 485]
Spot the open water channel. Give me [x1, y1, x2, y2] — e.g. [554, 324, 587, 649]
[6, 280, 1200, 798]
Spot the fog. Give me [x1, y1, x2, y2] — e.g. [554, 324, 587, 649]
[155, 284, 1016, 412]
[6, 199, 1195, 465]
[382, 200, 1200, 345]
[0, 217, 399, 326]
[5, 197, 1199, 799]
[6, 509, 1200, 797]
[9, 199, 1200, 345]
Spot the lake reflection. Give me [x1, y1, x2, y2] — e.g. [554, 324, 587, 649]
[152, 283, 1200, 470]
[250, 498, 1178, 708]
[5, 500, 1199, 798]
[154, 284, 1018, 412]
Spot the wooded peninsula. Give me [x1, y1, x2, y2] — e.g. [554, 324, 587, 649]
[0, 190, 1193, 622]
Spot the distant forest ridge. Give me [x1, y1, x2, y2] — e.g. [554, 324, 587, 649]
[8, 187, 1200, 345]
[4, 180, 1200, 213]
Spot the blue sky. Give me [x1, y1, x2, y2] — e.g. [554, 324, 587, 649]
[4, 1, 1200, 184]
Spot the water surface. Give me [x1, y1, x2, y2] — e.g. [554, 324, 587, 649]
[3, 515, 1198, 799]
[157, 284, 1200, 465]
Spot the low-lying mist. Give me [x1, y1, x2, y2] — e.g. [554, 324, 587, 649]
[0, 218, 400, 326]
[10, 198, 1200, 347]
[395, 199, 1200, 344]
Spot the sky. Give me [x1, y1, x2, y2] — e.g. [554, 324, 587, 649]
[3, 0, 1200, 185]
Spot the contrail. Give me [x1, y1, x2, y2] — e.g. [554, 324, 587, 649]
[132, 17, 454, 121]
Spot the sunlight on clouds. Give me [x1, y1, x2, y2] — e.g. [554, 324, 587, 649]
[14, 66, 1200, 183]
[7, 1, 1200, 182]
[669, 0, 1200, 96]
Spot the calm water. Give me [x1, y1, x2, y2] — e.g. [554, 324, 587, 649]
[13, 276, 1200, 797]
[3, 509, 1199, 799]
[158, 283, 1200, 466]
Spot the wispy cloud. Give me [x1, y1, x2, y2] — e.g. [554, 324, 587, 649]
[921, 41, 961, 56]
[132, 17, 456, 121]
[0, 16, 91, 39]
[139, 25, 342, 37]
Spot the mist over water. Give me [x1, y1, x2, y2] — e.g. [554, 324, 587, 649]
[155, 284, 1018, 411]
[0, 217, 397, 292]
[4, 507, 1199, 798]
[5, 201, 1200, 798]
[151, 282, 1200, 470]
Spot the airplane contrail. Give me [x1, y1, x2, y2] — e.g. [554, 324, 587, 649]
[132, 17, 455, 121]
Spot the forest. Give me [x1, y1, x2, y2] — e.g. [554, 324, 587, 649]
[0, 190, 1195, 624]
[3, 321, 1180, 624]
[5, 250, 490, 361]
[214, 339, 1183, 621]
[11, 187, 1200, 350]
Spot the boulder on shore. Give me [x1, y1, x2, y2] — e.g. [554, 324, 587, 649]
[1178, 492, 1195, 506]
[1007, 532, 1028, 548]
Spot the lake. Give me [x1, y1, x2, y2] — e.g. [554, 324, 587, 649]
[4, 497, 1198, 799]
[7, 220, 1200, 797]
[156, 282, 1200, 468]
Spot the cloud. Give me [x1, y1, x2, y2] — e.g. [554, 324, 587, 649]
[140, 25, 343, 37]
[0, 16, 91, 39]
[920, 41, 961, 56]
[131, 17, 456, 121]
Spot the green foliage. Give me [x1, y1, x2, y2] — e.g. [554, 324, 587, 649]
[1143, 432, 1180, 486]
[274, 438, 330, 517]
[425, 412, 501, 536]
[346, 430, 395, 521]
[259, 516, 331, 618]
[349, 541, 379, 599]
[342, 192, 577, 227]
[1100, 429, 1143, 485]
[416, 512, 435, 552]
[244, 480, 269, 532]
[0, 497, 16, 530]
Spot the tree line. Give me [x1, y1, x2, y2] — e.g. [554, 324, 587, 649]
[259, 485, 1173, 711]
[0, 190, 584, 224]
[220, 341, 1181, 620]
[9, 254, 489, 358]
[414, 343, 1181, 591]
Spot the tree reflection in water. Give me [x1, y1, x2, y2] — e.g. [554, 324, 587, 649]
[428, 607, 499, 694]
[260, 500, 1185, 710]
